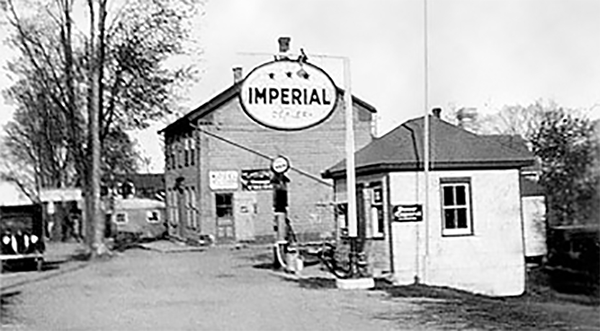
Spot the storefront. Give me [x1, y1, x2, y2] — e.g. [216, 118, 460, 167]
[323, 112, 535, 296]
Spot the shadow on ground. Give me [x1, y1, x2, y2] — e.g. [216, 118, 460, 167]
[372, 272, 599, 331]
[282, 276, 337, 290]
[0, 290, 21, 326]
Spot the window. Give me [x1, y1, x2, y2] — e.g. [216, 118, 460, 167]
[114, 212, 128, 224]
[184, 137, 189, 167]
[190, 136, 196, 166]
[335, 202, 348, 237]
[147, 210, 161, 223]
[184, 188, 190, 227]
[190, 187, 197, 229]
[370, 184, 384, 238]
[215, 193, 233, 218]
[171, 189, 179, 226]
[178, 148, 183, 168]
[165, 145, 171, 170]
[440, 178, 473, 236]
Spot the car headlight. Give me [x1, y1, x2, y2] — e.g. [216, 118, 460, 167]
[31, 234, 39, 244]
[2, 236, 10, 245]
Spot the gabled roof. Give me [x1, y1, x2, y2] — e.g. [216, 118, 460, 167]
[322, 116, 535, 178]
[109, 173, 165, 190]
[159, 78, 377, 135]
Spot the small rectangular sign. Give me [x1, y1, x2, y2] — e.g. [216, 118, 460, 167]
[392, 204, 423, 222]
[241, 169, 272, 191]
[209, 170, 239, 190]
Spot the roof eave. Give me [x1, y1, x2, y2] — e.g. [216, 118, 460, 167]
[322, 159, 535, 179]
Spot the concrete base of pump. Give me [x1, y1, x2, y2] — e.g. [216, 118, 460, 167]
[336, 277, 375, 290]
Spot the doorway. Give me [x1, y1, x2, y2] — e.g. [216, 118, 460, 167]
[234, 192, 257, 242]
[215, 193, 235, 242]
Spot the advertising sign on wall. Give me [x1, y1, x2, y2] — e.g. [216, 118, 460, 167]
[209, 170, 239, 190]
[241, 169, 272, 191]
[392, 204, 423, 222]
[239, 59, 338, 131]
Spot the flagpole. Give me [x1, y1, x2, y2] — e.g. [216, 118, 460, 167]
[422, 0, 431, 283]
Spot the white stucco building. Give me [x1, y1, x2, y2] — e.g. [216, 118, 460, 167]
[323, 112, 535, 296]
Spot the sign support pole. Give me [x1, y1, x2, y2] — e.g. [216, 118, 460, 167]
[343, 57, 359, 278]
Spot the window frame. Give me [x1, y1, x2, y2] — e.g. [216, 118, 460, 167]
[114, 212, 128, 224]
[334, 202, 348, 238]
[215, 193, 234, 218]
[440, 177, 473, 237]
[370, 183, 385, 238]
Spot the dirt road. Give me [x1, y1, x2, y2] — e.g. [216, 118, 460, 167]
[2, 242, 598, 330]
[1, 244, 424, 331]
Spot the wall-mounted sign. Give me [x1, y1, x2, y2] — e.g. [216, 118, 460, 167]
[209, 170, 238, 190]
[392, 204, 423, 222]
[271, 155, 290, 174]
[239, 59, 338, 131]
[241, 169, 272, 191]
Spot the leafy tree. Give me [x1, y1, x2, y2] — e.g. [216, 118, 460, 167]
[101, 127, 139, 177]
[1, 0, 202, 256]
[530, 109, 599, 226]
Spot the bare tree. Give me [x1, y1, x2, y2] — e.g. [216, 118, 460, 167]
[477, 100, 559, 140]
[2, 0, 203, 256]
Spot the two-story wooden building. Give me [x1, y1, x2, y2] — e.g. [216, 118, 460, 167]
[160, 58, 376, 244]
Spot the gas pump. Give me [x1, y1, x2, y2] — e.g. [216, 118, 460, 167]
[270, 156, 302, 272]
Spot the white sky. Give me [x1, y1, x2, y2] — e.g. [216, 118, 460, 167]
[2, 0, 600, 173]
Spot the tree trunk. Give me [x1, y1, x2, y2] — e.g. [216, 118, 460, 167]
[86, 0, 108, 257]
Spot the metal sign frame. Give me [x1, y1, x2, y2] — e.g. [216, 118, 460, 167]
[239, 59, 338, 131]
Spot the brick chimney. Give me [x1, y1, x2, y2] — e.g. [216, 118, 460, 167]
[232, 66, 243, 84]
[432, 107, 442, 118]
[278, 36, 291, 54]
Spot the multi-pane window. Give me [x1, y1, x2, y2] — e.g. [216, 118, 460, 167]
[440, 178, 473, 236]
[215, 193, 233, 218]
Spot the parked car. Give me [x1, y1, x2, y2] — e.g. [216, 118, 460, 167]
[1, 204, 45, 271]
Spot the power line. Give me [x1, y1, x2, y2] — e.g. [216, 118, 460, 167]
[191, 124, 333, 187]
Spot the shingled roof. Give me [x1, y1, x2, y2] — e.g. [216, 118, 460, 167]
[322, 115, 535, 179]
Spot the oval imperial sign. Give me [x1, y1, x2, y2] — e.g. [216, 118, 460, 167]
[239, 59, 338, 131]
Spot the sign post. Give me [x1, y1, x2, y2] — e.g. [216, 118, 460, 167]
[238, 40, 367, 283]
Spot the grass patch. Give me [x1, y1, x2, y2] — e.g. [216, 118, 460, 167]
[374, 273, 599, 331]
